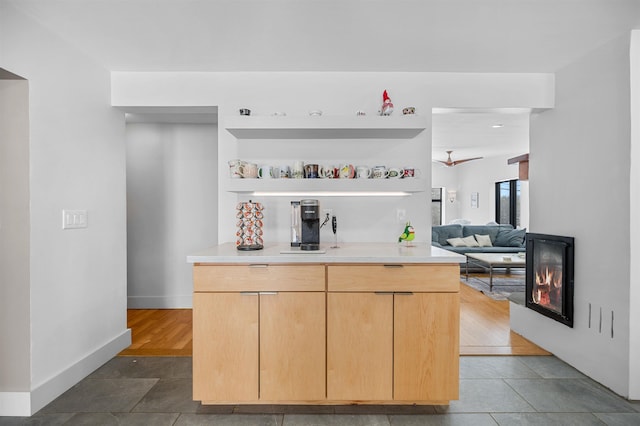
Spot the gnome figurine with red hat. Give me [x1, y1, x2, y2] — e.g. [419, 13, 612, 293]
[380, 90, 394, 116]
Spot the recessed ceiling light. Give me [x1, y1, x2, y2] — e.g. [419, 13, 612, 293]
[492, 124, 504, 128]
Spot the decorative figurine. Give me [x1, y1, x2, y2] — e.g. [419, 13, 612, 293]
[380, 90, 394, 116]
[398, 221, 415, 246]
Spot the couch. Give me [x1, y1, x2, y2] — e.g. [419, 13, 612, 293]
[431, 224, 526, 254]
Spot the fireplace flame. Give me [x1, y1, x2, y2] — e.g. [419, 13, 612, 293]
[532, 267, 563, 310]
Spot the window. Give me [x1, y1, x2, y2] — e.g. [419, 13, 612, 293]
[431, 188, 443, 225]
[495, 179, 521, 227]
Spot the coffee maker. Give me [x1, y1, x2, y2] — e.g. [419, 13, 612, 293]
[299, 199, 320, 251]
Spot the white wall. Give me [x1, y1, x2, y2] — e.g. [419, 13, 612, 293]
[112, 72, 552, 246]
[0, 78, 30, 401]
[126, 123, 218, 308]
[628, 30, 640, 400]
[0, 4, 130, 415]
[513, 34, 632, 397]
[433, 154, 526, 228]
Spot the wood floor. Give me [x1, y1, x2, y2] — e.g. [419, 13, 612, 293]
[119, 278, 549, 357]
[119, 308, 193, 356]
[459, 279, 549, 355]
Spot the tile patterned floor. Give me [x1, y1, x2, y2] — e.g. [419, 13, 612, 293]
[2, 356, 640, 425]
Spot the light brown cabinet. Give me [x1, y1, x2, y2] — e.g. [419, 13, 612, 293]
[326, 264, 459, 403]
[394, 292, 459, 401]
[327, 292, 393, 400]
[193, 264, 325, 403]
[193, 262, 459, 405]
[259, 291, 325, 401]
[193, 292, 258, 401]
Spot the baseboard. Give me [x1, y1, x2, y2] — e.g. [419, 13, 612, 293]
[127, 295, 193, 309]
[0, 329, 132, 417]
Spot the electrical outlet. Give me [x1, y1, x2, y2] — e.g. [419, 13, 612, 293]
[62, 210, 88, 229]
[396, 208, 406, 222]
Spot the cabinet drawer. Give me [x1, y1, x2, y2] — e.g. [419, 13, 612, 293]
[327, 264, 459, 292]
[194, 264, 325, 292]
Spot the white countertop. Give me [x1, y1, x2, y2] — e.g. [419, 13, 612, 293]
[187, 242, 465, 264]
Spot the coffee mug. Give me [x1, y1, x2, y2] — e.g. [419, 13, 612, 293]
[228, 159, 244, 179]
[279, 165, 291, 178]
[305, 163, 319, 179]
[356, 165, 372, 179]
[320, 164, 336, 179]
[402, 167, 422, 178]
[388, 167, 404, 179]
[372, 166, 389, 179]
[239, 162, 258, 179]
[258, 165, 274, 179]
[339, 164, 355, 179]
[292, 161, 305, 179]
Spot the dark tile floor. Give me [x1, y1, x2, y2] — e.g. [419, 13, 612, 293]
[2, 356, 640, 425]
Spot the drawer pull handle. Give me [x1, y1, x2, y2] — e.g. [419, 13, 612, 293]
[259, 292, 278, 295]
[240, 292, 259, 296]
[248, 264, 269, 268]
[395, 292, 414, 296]
[383, 264, 403, 268]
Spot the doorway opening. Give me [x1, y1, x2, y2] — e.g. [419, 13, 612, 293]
[432, 107, 535, 355]
[124, 107, 218, 309]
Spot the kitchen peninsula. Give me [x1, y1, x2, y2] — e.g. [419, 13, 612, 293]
[188, 243, 464, 405]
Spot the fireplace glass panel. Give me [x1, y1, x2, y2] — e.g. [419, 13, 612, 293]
[531, 240, 564, 316]
[525, 233, 574, 327]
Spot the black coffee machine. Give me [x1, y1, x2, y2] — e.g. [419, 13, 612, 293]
[299, 199, 320, 251]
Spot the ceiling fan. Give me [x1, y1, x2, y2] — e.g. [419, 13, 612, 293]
[436, 150, 483, 167]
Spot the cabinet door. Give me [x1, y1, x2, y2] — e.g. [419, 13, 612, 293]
[193, 292, 259, 402]
[327, 293, 393, 401]
[394, 292, 459, 401]
[260, 292, 326, 401]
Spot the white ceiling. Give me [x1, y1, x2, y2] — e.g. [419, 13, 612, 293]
[9, 0, 640, 73]
[432, 108, 531, 163]
[5, 0, 640, 160]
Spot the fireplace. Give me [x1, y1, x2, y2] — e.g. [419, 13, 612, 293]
[525, 233, 575, 327]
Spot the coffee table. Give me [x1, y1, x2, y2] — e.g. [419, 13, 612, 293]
[465, 253, 526, 291]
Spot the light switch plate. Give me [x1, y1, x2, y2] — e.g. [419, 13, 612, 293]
[62, 210, 87, 229]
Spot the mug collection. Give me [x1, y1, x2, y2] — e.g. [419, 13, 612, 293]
[228, 160, 420, 180]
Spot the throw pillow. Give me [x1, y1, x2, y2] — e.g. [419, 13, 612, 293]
[494, 226, 516, 246]
[495, 228, 526, 247]
[475, 234, 493, 247]
[446, 237, 466, 247]
[461, 235, 480, 247]
[462, 225, 500, 242]
[507, 228, 526, 247]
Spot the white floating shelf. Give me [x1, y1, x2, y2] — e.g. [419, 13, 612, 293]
[225, 115, 428, 139]
[226, 178, 427, 194]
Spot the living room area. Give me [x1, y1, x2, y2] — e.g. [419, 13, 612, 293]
[432, 107, 529, 297]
